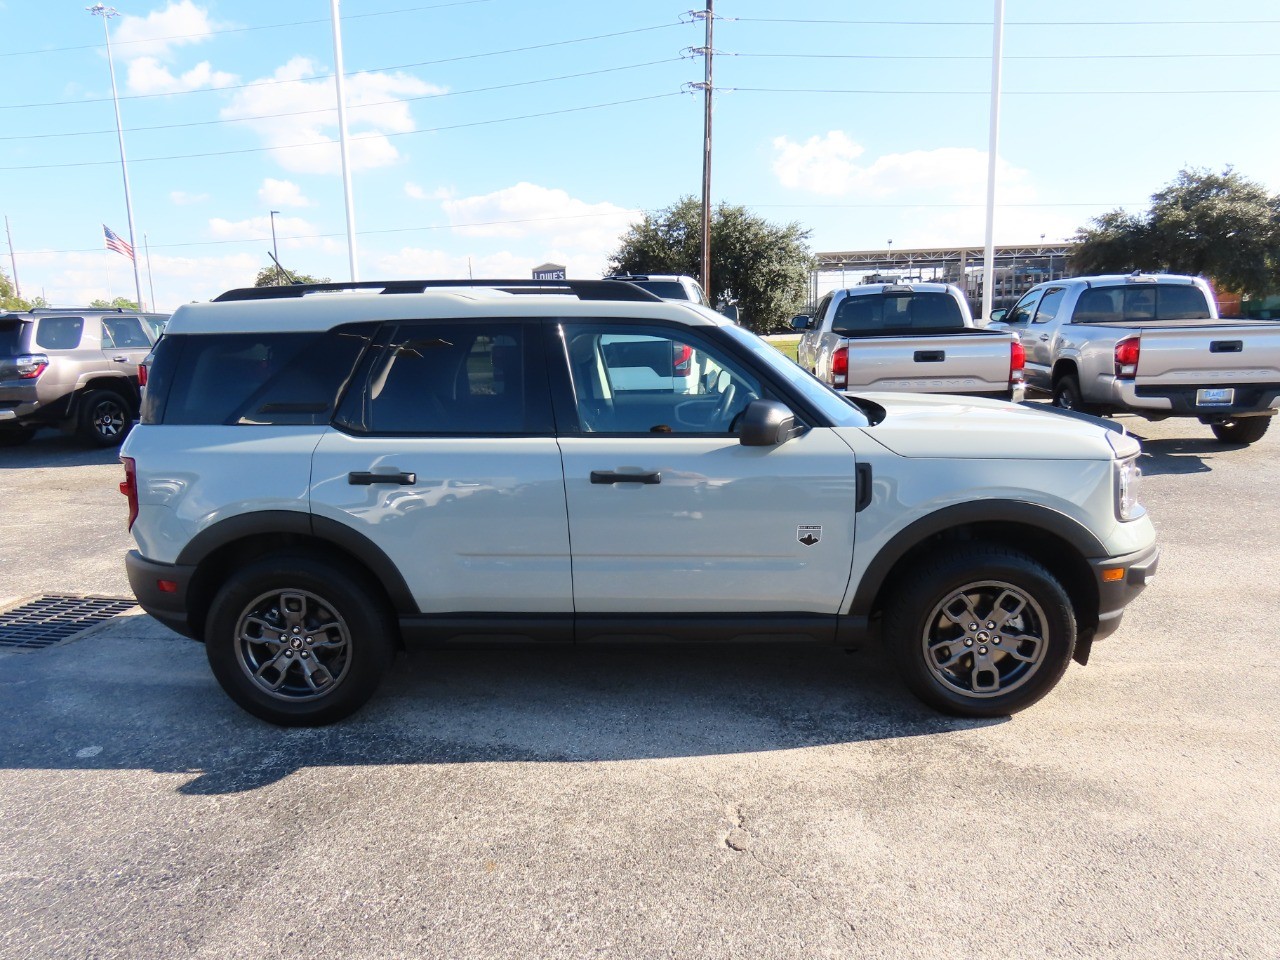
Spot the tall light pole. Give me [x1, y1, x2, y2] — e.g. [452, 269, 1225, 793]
[688, 3, 715, 298]
[981, 0, 1006, 322]
[269, 210, 281, 283]
[88, 4, 144, 311]
[330, 0, 359, 281]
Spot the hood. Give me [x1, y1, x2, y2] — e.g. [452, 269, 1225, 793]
[849, 392, 1135, 460]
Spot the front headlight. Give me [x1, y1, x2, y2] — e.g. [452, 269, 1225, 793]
[1115, 456, 1145, 521]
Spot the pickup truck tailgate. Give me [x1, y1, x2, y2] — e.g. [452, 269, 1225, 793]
[844, 330, 1013, 394]
[1134, 322, 1280, 386]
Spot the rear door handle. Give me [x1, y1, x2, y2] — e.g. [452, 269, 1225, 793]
[913, 350, 945, 363]
[1038, 334, 1050, 341]
[112, 356, 130, 362]
[591, 470, 661, 485]
[348, 471, 416, 486]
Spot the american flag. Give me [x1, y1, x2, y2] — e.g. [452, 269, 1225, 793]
[103, 224, 134, 261]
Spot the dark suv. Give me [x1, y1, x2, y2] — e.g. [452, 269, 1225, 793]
[0, 307, 167, 446]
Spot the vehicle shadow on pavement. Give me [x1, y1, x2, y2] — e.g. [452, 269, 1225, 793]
[0, 622, 1004, 795]
[0, 430, 123, 470]
[1127, 433, 1218, 477]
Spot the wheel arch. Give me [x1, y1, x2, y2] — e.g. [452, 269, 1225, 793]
[72, 375, 138, 417]
[1050, 358, 1079, 385]
[177, 511, 417, 642]
[851, 501, 1102, 637]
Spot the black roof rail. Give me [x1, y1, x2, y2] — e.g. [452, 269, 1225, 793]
[24, 306, 127, 313]
[212, 278, 665, 304]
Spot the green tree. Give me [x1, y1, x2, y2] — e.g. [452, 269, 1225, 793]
[1, 267, 32, 311]
[89, 296, 140, 310]
[607, 197, 815, 333]
[253, 263, 331, 287]
[1071, 167, 1280, 296]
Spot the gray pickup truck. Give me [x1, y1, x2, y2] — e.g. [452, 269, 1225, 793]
[992, 274, 1280, 445]
[794, 283, 1025, 401]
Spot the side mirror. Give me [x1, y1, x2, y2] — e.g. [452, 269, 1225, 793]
[738, 399, 797, 447]
[718, 304, 740, 323]
[791, 315, 813, 331]
[988, 308, 1008, 324]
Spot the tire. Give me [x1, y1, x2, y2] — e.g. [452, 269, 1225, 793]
[1210, 417, 1271, 445]
[882, 544, 1077, 718]
[1051, 374, 1096, 416]
[0, 428, 36, 447]
[204, 554, 396, 726]
[78, 390, 134, 447]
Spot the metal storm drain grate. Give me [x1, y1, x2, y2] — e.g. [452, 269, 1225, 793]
[0, 595, 137, 649]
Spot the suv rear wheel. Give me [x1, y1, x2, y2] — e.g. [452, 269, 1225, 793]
[78, 390, 134, 447]
[883, 544, 1076, 717]
[204, 555, 396, 726]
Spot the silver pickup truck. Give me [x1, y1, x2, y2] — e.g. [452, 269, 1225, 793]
[794, 283, 1025, 401]
[992, 274, 1280, 445]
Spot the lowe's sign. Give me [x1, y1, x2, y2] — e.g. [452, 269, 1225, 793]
[532, 263, 566, 281]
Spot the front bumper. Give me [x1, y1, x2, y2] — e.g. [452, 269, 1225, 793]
[1090, 542, 1160, 642]
[125, 549, 199, 640]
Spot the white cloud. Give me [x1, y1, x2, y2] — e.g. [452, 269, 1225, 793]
[374, 248, 531, 279]
[772, 130, 1035, 204]
[404, 182, 427, 200]
[441, 182, 639, 251]
[208, 215, 333, 253]
[126, 56, 237, 95]
[258, 178, 313, 208]
[219, 57, 445, 175]
[169, 190, 210, 205]
[112, 1, 227, 60]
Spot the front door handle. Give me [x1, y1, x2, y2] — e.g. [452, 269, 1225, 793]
[591, 470, 661, 485]
[348, 471, 416, 486]
[1038, 334, 1050, 341]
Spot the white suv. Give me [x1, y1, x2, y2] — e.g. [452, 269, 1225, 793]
[120, 279, 1159, 725]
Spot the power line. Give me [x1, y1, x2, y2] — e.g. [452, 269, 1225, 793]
[0, 58, 683, 142]
[730, 50, 1280, 61]
[725, 86, 1280, 95]
[0, 0, 495, 59]
[0, 21, 687, 110]
[727, 17, 1280, 26]
[0, 92, 686, 170]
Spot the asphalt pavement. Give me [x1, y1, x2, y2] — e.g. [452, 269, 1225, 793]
[0, 416, 1277, 959]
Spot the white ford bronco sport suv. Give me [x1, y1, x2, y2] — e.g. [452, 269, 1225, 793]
[120, 279, 1158, 726]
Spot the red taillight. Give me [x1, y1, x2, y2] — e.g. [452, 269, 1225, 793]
[832, 346, 848, 387]
[119, 456, 138, 530]
[1010, 339, 1026, 382]
[15, 353, 48, 379]
[1114, 336, 1141, 379]
[671, 343, 693, 376]
[137, 362, 148, 387]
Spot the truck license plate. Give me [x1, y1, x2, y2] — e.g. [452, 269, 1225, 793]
[1196, 387, 1234, 406]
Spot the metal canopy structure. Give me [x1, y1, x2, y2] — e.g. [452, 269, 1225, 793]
[815, 242, 1074, 271]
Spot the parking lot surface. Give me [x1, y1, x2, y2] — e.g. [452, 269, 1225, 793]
[1, 418, 1277, 959]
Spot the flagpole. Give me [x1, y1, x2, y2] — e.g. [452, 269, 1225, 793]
[330, 0, 359, 281]
[144, 233, 157, 312]
[90, 5, 144, 311]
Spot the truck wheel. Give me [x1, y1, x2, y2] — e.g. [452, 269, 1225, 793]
[204, 555, 395, 726]
[1051, 375, 1095, 415]
[882, 545, 1077, 717]
[1210, 417, 1271, 445]
[78, 390, 134, 447]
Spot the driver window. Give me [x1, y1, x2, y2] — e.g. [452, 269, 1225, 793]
[561, 323, 761, 435]
[1006, 290, 1043, 325]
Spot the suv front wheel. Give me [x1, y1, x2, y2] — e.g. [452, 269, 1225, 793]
[204, 555, 396, 726]
[883, 545, 1076, 717]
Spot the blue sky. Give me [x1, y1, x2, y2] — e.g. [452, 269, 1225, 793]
[3, 0, 1279, 308]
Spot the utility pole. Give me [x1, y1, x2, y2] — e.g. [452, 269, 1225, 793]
[270, 210, 282, 283]
[4, 216, 19, 300]
[981, 0, 1006, 323]
[88, 4, 144, 312]
[689, 3, 715, 297]
[330, 0, 359, 281]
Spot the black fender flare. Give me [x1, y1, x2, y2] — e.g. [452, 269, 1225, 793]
[848, 500, 1106, 620]
[175, 510, 418, 614]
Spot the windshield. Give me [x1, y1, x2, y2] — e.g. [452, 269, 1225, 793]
[721, 324, 870, 427]
[832, 291, 964, 335]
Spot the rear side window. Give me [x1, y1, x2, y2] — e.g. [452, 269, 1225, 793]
[0, 320, 24, 355]
[337, 321, 550, 435]
[36, 317, 84, 349]
[831, 292, 964, 335]
[102, 317, 151, 348]
[153, 324, 374, 425]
